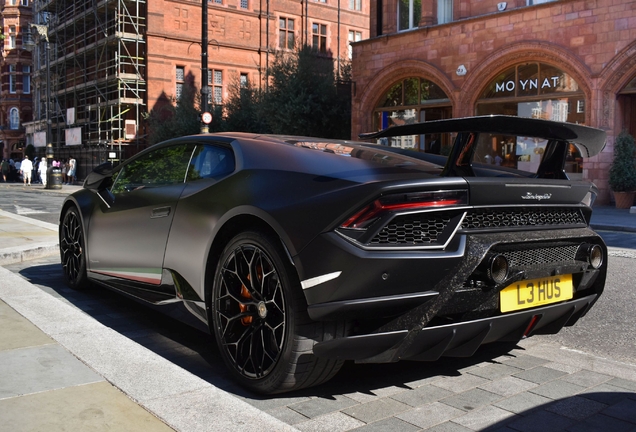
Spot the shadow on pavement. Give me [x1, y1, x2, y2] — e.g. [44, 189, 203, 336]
[18, 262, 532, 401]
[482, 392, 636, 431]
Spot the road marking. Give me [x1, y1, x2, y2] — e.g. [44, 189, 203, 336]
[14, 205, 48, 215]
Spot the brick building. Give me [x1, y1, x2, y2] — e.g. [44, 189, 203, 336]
[351, 0, 636, 205]
[26, 0, 369, 180]
[0, 0, 32, 161]
[148, 0, 369, 113]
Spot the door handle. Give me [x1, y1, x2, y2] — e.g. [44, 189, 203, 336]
[151, 206, 171, 218]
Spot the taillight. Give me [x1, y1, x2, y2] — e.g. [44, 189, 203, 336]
[340, 190, 468, 230]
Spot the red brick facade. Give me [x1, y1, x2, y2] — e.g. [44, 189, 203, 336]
[147, 0, 369, 117]
[0, 0, 32, 161]
[352, 0, 636, 204]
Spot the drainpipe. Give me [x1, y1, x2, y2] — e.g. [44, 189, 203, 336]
[201, 0, 209, 133]
[337, 0, 341, 79]
[266, 0, 270, 90]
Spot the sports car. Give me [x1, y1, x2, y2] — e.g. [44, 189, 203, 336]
[59, 115, 607, 394]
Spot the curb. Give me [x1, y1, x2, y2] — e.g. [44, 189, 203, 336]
[0, 209, 59, 265]
[0, 242, 59, 266]
[0, 266, 298, 432]
[590, 223, 636, 233]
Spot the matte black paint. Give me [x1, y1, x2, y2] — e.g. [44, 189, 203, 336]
[61, 116, 608, 370]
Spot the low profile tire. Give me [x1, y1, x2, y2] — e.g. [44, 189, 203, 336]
[59, 206, 88, 290]
[211, 231, 345, 394]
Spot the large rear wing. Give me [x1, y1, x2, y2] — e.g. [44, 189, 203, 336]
[360, 115, 606, 179]
[360, 115, 606, 158]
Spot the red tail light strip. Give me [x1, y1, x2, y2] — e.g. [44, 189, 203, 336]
[341, 191, 467, 230]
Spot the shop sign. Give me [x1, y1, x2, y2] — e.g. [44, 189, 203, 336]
[496, 76, 560, 93]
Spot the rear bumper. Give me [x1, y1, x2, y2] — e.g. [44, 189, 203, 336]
[313, 294, 598, 363]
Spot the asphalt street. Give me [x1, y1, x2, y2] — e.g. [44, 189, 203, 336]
[0, 184, 66, 225]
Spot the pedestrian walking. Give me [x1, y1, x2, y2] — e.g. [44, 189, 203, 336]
[33, 157, 40, 184]
[68, 155, 77, 184]
[39, 157, 48, 187]
[20, 155, 33, 186]
[1, 159, 9, 182]
[61, 159, 68, 184]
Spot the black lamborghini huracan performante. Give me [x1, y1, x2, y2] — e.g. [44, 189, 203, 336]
[59, 116, 608, 394]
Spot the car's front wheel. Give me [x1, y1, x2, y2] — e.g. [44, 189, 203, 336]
[59, 206, 88, 290]
[211, 231, 345, 394]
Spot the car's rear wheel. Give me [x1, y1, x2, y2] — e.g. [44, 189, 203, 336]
[60, 206, 88, 290]
[212, 231, 345, 394]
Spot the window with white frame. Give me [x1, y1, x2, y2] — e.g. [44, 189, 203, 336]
[527, 0, 555, 4]
[9, 108, 20, 129]
[577, 100, 585, 113]
[23, 65, 30, 94]
[438, 0, 453, 24]
[240, 73, 248, 88]
[348, 30, 361, 59]
[8, 26, 16, 49]
[349, 0, 361, 10]
[208, 69, 223, 105]
[398, 0, 421, 31]
[240, 0, 248, 8]
[176, 66, 184, 99]
[312, 23, 327, 53]
[9, 65, 17, 93]
[209, 0, 223, 4]
[279, 17, 295, 49]
[21, 0, 28, 6]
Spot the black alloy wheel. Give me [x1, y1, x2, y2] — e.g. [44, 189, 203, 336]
[216, 241, 286, 378]
[212, 231, 345, 394]
[60, 207, 88, 289]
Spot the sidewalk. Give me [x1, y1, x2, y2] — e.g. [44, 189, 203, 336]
[0, 198, 635, 431]
[0, 208, 296, 432]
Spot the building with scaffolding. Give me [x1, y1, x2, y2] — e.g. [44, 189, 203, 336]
[25, 0, 368, 180]
[27, 0, 145, 178]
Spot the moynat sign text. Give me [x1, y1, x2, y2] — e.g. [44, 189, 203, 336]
[496, 76, 560, 93]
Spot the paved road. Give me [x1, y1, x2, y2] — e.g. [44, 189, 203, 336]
[0, 185, 66, 225]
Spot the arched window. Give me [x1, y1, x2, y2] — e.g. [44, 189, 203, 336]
[476, 63, 585, 178]
[477, 63, 584, 123]
[9, 108, 20, 130]
[373, 77, 451, 151]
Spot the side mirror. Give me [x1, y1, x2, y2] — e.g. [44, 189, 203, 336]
[84, 161, 113, 191]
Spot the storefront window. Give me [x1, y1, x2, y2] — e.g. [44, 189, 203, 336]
[480, 63, 580, 100]
[621, 75, 636, 94]
[476, 62, 585, 178]
[374, 77, 451, 152]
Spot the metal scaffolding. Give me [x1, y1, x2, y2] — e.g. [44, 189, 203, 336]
[33, 0, 146, 164]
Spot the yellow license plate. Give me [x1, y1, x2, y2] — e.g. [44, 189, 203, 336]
[500, 274, 573, 313]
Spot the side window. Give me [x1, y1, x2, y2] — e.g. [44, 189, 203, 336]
[187, 144, 235, 181]
[111, 144, 195, 194]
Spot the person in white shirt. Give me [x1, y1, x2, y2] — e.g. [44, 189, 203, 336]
[20, 156, 33, 186]
[39, 157, 48, 187]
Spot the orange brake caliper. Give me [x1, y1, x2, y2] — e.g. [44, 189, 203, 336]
[240, 275, 253, 326]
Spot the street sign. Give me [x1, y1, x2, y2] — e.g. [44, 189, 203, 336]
[201, 112, 213, 124]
